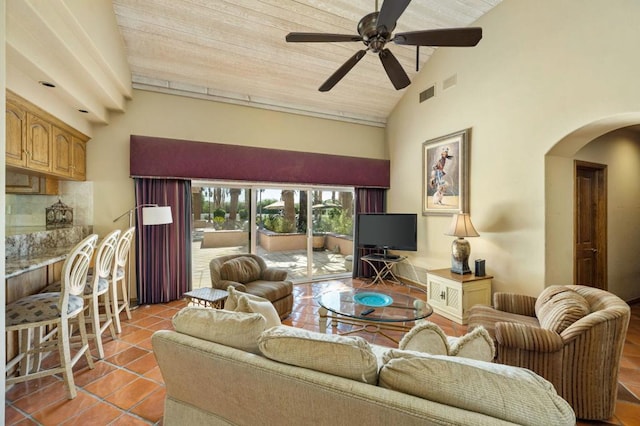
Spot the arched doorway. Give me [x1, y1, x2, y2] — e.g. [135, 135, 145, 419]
[545, 114, 640, 301]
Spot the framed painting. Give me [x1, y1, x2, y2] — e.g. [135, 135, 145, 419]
[422, 128, 470, 215]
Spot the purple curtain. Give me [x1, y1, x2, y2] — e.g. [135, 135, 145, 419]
[134, 178, 192, 304]
[353, 187, 386, 279]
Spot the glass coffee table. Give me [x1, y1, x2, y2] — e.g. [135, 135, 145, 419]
[317, 287, 433, 344]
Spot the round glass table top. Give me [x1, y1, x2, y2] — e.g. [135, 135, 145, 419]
[317, 287, 432, 322]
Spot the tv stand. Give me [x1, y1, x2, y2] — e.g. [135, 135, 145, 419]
[382, 248, 399, 259]
[361, 254, 407, 285]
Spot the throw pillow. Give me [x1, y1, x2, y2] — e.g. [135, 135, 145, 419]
[379, 351, 575, 426]
[220, 256, 262, 284]
[224, 285, 267, 311]
[447, 326, 495, 362]
[172, 307, 266, 354]
[258, 326, 378, 384]
[398, 321, 494, 362]
[536, 286, 590, 333]
[236, 294, 281, 329]
[398, 321, 448, 355]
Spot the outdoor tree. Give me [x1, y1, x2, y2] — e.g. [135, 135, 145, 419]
[281, 190, 296, 233]
[228, 188, 242, 221]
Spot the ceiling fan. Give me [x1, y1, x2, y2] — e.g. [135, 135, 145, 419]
[285, 0, 482, 92]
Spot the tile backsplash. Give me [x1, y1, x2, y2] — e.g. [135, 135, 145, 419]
[6, 181, 93, 228]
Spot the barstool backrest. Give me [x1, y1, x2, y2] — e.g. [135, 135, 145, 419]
[58, 234, 98, 312]
[113, 227, 136, 273]
[90, 230, 121, 294]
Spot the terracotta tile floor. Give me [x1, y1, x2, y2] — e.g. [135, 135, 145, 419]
[5, 279, 640, 425]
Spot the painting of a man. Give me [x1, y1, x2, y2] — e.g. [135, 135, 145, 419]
[423, 129, 469, 215]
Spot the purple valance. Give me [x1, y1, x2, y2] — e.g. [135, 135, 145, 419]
[130, 135, 390, 188]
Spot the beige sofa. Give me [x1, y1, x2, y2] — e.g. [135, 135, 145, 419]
[153, 307, 576, 426]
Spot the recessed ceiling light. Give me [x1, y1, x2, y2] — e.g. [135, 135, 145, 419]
[78, 109, 89, 114]
[39, 81, 56, 88]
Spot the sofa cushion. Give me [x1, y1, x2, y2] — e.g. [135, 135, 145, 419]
[258, 326, 378, 384]
[447, 326, 495, 362]
[220, 256, 262, 284]
[236, 294, 281, 329]
[535, 286, 591, 333]
[172, 307, 266, 354]
[379, 351, 576, 426]
[398, 321, 448, 355]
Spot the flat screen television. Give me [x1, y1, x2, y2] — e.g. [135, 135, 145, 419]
[356, 213, 418, 256]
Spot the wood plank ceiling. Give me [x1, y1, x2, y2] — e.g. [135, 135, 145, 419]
[113, 0, 502, 126]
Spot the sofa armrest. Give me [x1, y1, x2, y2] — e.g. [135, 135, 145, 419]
[495, 322, 563, 353]
[262, 267, 288, 281]
[493, 293, 537, 317]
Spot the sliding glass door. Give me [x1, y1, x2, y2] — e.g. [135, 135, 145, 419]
[191, 181, 354, 286]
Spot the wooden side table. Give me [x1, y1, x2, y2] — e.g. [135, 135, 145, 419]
[183, 288, 229, 309]
[426, 268, 492, 325]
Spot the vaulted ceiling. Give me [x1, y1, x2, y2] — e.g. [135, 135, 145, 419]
[112, 0, 502, 126]
[5, 1, 501, 131]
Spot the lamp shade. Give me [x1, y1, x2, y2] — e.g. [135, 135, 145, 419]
[445, 212, 479, 238]
[142, 206, 173, 225]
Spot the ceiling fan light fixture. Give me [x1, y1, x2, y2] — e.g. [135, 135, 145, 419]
[285, 0, 481, 92]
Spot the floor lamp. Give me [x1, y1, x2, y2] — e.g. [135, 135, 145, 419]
[113, 204, 173, 308]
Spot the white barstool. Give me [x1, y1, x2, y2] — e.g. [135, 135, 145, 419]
[5, 234, 98, 399]
[111, 227, 136, 333]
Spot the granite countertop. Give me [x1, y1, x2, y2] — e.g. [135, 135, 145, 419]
[5, 225, 94, 279]
[5, 245, 76, 279]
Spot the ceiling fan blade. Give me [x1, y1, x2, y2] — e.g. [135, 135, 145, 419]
[379, 49, 411, 90]
[286, 32, 362, 43]
[376, 0, 412, 34]
[319, 50, 367, 92]
[394, 27, 482, 47]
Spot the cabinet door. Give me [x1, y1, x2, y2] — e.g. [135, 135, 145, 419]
[52, 126, 73, 177]
[71, 136, 87, 180]
[26, 112, 52, 172]
[5, 100, 27, 167]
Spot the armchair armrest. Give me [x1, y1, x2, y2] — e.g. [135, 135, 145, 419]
[262, 267, 288, 281]
[495, 322, 563, 353]
[493, 293, 537, 317]
[217, 280, 247, 293]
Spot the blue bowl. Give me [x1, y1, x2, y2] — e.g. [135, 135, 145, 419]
[354, 292, 393, 307]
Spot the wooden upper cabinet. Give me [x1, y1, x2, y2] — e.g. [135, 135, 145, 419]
[5, 90, 89, 181]
[52, 126, 73, 177]
[6, 100, 28, 167]
[26, 112, 53, 173]
[71, 137, 87, 180]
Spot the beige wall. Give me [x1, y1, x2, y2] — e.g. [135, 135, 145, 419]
[89, 89, 385, 236]
[1, 0, 7, 418]
[385, 0, 640, 299]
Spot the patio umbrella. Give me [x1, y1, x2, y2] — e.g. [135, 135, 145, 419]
[264, 200, 285, 210]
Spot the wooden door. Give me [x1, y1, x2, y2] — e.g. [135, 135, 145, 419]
[574, 161, 607, 289]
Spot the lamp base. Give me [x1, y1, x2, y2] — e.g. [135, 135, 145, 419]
[451, 237, 472, 275]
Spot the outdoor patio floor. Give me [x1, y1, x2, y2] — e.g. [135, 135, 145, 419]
[191, 241, 350, 288]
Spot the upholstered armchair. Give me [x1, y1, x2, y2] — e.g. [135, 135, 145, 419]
[468, 285, 630, 420]
[209, 254, 293, 319]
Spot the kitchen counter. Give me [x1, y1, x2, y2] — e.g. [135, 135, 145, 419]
[5, 246, 74, 278]
[5, 225, 93, 279]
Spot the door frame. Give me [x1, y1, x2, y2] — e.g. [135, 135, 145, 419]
[573, 160, 607, 289]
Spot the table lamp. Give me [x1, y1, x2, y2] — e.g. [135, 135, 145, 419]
[445, 212, 479, 274]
